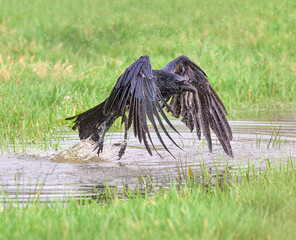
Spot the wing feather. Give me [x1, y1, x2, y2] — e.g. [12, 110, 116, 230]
[103, 55, 181, 157]
[163, 55, 233, 157]
[153, 102, 182, 151]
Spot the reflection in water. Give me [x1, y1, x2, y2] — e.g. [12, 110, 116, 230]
[1, 113, 296, 203]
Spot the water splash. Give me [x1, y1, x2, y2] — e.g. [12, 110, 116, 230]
[50, 139, 121, 163]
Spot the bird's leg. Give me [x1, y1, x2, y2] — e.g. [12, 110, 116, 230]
[94, 115, 116, 156]
[93, 122, 107, 156]
[118, 121, 128, 159]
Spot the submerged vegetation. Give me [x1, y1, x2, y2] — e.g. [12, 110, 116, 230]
[0, 0, 295, 148]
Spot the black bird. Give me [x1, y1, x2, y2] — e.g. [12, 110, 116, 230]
[66, 55, 233, 158]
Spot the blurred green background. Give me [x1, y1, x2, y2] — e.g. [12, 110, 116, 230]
[0, 0, 295, 146]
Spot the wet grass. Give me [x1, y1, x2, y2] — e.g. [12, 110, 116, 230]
[0, 0, 296, 150]
[1, 158, 296, 240]
[1, 1, 295, 238]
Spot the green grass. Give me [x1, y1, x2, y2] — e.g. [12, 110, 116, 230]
[1, 159, 296, 240]
[1, 1, 296, 239]
[0, 0, 296, 148]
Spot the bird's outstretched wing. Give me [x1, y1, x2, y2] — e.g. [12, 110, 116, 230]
[104, 55, 181, 157]
[162, 55, 233, 157]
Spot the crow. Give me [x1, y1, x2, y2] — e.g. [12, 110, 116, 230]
[66, 55, 233, 158]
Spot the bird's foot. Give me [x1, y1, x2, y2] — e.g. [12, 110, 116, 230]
[117, 141, 127, 160]
[94, 141, 104, 156]
[118, 148, 125, 160]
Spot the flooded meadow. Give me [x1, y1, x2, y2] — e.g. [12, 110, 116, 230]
[1, 108, 295, 203]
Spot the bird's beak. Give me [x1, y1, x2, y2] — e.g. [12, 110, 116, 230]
[180, 81, 196, 93]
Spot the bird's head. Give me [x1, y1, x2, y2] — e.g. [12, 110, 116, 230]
[172, 75, 196, 93]
[154, 70, 196, 97]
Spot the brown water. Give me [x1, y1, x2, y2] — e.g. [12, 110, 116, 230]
[1, 109, 296, 203]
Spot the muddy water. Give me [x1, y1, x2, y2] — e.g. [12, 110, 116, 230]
[1, 110, 296, 203]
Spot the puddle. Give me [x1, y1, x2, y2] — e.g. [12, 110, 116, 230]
[1, 109, 296, 203]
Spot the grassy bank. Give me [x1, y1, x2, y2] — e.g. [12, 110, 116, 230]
[1, 159, 296, 240]
[0, 0, 295, 148]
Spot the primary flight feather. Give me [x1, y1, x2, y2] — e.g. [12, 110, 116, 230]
[66, 55, 233, 158]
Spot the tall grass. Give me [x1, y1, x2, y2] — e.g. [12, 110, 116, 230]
[1, 0, 295, 148]
[1, 158, 296, 239]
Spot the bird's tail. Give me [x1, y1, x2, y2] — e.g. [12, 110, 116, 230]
[65, 100, 108, 141]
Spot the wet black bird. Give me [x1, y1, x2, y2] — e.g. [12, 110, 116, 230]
[66, 55, 233, 158]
